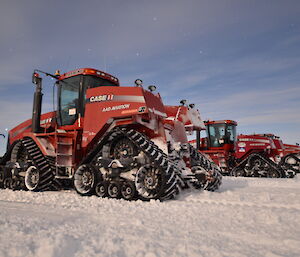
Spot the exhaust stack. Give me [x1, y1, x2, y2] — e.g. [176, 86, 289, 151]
[32, 72, 43, 133]
[196, 130, 201, 150]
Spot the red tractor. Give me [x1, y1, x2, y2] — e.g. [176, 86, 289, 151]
[190, 120, 300, 178]
[0, 68, 222, 200]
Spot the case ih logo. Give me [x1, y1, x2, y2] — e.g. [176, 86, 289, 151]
[89, 94, 114, 103]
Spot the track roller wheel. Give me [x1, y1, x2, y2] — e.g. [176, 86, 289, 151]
[25, 166, 40, 191]
[108, 182, 121, 198]
[267, 169, 281, 178]
[3, 177, 12, 189]
[11, 178, 21, 191]
[231, 168, 245, 177]
[95, 181, 108, 198]
[74, 164, 99, 196]
[121, 181, 136, 200]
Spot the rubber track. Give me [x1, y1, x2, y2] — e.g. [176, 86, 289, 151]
[231, 153, 287, 178]
[84, 127, 180, 200]
[22, 137, 60, 191]
[119, 128, 181, 200]
[189, 145, 222, 191]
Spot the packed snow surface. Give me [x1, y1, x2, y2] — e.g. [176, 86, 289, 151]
[1, 176, 300, 257]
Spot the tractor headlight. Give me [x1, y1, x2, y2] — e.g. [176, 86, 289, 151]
[148, 85, 156, 92]
[135, 79, 143, 87]
[180, 99, 187, 106]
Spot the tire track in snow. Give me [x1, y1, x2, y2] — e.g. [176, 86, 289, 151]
[182, 198, 300, 211]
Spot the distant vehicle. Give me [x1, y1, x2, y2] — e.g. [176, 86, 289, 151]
[190, 120, 300, 178]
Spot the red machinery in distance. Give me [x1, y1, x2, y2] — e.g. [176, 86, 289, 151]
[0, 68, 222, 201]
[190, 120, 300, 178]
[189, 120, 237, 173]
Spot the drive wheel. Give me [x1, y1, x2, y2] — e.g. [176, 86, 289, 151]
[95, 181, 108, 198]
[112, 137, 138, 159]
[74, 164, 98, 196]
[25, 166, 40, 191]
[121, 181, 136, 200]
[108, 182, 120, 198]
[252, 158, 263, 171]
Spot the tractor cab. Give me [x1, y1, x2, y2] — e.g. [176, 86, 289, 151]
[205, 120, 237, 151]
[56, 68, 119, 126]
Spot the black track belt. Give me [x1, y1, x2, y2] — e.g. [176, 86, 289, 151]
[22, 137, 60, 191]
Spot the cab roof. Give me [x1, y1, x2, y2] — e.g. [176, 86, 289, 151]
[204, 120, 237, 126]
[58, 68, 119, 86]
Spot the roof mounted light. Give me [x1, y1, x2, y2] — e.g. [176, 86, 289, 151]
[135, 79, 143, 87]
[180, 99, 187, 106]
[189, 103, 195, 109]
[54, 70, 60, 76]
[148, 85, 156, 92]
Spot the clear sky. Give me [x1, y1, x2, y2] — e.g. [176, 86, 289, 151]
[0, 0, 299, 154]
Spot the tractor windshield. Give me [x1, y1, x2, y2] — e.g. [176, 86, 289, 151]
[83, 75, 118, 89]
[207, 123, 236, 147]
[58, 75, 118, 126]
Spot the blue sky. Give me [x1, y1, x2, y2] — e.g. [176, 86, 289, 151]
[0, 0, 300, 154]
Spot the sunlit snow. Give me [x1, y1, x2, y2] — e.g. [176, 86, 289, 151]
[0, 176, 299, 257]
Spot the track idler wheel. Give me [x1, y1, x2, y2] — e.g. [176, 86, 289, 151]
[121, 181, 136, 200]
[108, 182, 121, 198]
[95, 181, 108, 198]
[282, 154, 300, 174]
[25, 166, 40, 191]
[135, 165, 168, 200]
[74, 164, 99, 196]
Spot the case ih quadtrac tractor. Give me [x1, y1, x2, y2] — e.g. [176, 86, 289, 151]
[190, 120, 300, 178]
[0, 68, 222, 201]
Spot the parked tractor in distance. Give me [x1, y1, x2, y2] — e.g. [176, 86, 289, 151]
[0, 68, 222, 201]
[190, 120, 300, 178]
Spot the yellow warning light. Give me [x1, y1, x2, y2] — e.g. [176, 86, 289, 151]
[55, 70, 60, 76]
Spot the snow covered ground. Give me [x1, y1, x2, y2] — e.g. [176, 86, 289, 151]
[0, 176, 300, 257]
